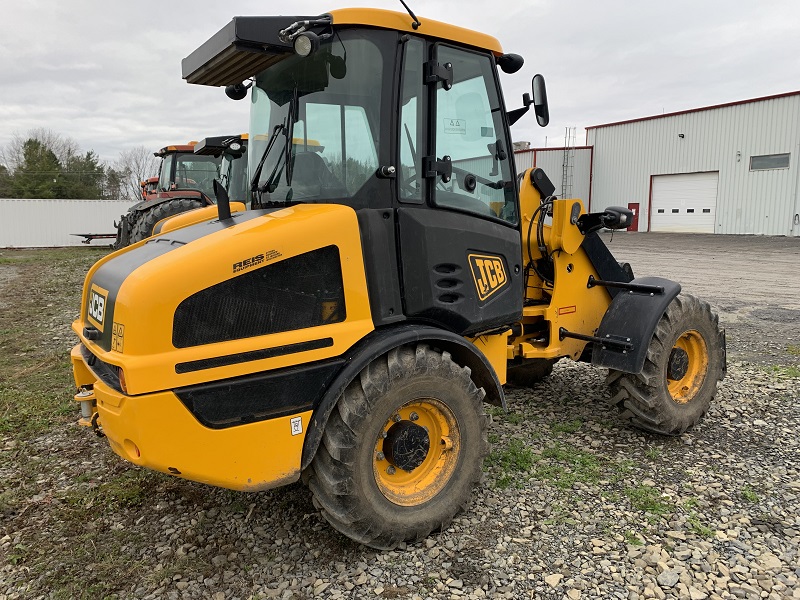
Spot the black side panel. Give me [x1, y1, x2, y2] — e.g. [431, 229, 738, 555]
[357, 209, 405, 327]
[581, 231, 635, 299]
[175, 358, 345, 429]
[398, 208, 523, 335]
[592, 277, 681, 373]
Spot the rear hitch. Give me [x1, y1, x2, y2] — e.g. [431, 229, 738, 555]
[74, 388, 103, 436]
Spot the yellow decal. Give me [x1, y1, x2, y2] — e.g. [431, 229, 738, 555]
[558, 306, 577, 315]
[468, 253, 508, 301]
[87, 284, 109, 332]
[112, 322, 125, 353]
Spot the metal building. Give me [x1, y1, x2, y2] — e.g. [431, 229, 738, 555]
[514, 147, 593, 208]
[586, 91, 800, 236]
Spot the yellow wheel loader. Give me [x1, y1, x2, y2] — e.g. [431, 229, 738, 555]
[71, 7, 725, 549]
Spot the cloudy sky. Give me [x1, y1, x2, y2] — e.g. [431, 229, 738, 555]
[1, 0, 798, 164]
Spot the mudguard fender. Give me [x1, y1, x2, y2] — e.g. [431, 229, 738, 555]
[591, 276, 681, 374]
[129, 192, 212, 213]
[300, 324, 505, 471]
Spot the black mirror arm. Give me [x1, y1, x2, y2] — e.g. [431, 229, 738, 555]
[507, 105, 530, 126]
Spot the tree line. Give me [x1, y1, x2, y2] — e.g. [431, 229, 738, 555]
[0, 128, 158, 202]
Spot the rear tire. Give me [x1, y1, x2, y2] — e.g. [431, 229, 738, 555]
[130, 198, 204, 243]
[306, 344, 488, 550]
[607, 293, 724, 435]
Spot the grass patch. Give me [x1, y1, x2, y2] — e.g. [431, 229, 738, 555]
[0, 247, 107, 438]
[764, 365, 800, 378]
[485, 439, 535, 488]
[741, 485, 759, 503]
[686, 514, 713, 537]
[644, 447, 661, 460]
[534, 443, 602, 489]
[624, 530, 643, 546]
[550, 419, 582, 434]
[787, 344, 800, 356]
[624, 485, 672, 516]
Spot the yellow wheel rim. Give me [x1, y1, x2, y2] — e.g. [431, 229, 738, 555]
[667, 330, 709, 404]
[373, 398, 460, 507]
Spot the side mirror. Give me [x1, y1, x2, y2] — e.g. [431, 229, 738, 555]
[532, 74, 549, 127]
[225, 82, 251, 101]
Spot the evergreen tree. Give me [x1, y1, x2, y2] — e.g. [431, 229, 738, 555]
[0, 165, 11, 198]
[10, 139, 63, 199]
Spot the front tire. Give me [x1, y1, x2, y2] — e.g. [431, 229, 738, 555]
[306, 344, 488, 550]
[607, 294, 724, 435]
[130, 198, 204, 243]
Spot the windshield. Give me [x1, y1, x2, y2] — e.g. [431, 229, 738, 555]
[248, 30, 387, 207]
[219, 149, 249, 204]
[158, 152, 221, 198]
[172, 154, 220, 198]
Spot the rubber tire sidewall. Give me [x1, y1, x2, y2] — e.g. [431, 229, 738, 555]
[649, 297, 722, 430]
[130, 198, 204, 243]
[349, 374, 484, 535]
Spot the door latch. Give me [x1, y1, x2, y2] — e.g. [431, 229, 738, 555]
[424, 60, 453, 90]
[423, 155, 452, 182]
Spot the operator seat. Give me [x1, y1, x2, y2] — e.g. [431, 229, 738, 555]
[290, 151, 348, 200]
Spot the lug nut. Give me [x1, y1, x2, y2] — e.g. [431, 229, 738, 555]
[392, 414, 401, 422]
[387, 466, 396, 475]
[409, 412, 419, 421]
[376, 452, 385, 461]
[381, 430, 388, 438]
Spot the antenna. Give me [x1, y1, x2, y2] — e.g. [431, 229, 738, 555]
[398, 0, 421, 29]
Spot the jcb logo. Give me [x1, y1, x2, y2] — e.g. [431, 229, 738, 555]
[87, 285, 108, 331]
[468, 254, 508, 301]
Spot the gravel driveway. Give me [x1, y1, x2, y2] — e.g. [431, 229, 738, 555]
[1, 234, 799, 600]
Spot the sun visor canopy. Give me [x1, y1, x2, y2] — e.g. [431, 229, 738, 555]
[182, 16, 321, 86]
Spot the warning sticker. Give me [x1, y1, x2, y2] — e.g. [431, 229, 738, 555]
[443, 118, 466, 134]
[290, 416, 303, 436]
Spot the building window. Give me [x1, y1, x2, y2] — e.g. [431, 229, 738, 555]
[750, 153, 790, 171]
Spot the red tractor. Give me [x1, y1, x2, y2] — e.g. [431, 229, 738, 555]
[113, 139, 237, 249]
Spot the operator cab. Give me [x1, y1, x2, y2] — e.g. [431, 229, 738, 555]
[182, 9, 549, 335]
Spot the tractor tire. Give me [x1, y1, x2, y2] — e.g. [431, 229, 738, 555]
[306, 344, 488, 550]
[130, 198, 204, 244]
[607, 293, 724, 435]
[112, 211, 140, 250]
[506, 358, 556, 387]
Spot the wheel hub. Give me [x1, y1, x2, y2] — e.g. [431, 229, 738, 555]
[383, 421, 430, 472]
[667, 347, 689, 380]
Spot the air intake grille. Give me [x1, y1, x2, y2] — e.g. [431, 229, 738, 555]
[173, 246, 345, 348]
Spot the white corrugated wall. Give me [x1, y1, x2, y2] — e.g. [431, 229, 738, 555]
[0, 199, 131, 247]
[587, 93, 800, 235]
[514, 147, 593, 208]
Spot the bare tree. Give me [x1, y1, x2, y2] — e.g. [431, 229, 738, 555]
[0, 128, 81, 173]
[114, 146, 160, 202]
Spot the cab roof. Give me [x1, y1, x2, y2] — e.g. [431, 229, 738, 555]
[183, 8, 503, 87]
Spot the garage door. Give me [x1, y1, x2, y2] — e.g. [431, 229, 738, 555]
[651, 172, 718, 233]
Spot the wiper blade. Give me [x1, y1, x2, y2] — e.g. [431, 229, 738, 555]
[250, 122, 286, 193]
[254, 88, 300, 198]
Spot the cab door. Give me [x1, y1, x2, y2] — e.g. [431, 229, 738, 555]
[396, 40, 523, 335]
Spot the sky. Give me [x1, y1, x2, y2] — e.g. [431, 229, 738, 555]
[1, 0, 799, 165]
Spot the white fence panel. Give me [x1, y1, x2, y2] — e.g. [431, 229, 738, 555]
[0, 199, 131, 247]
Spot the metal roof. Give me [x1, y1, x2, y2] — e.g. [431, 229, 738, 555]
[586, 90, 800, 131]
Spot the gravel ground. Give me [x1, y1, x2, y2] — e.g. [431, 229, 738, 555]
[1, 234, 799, 600]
